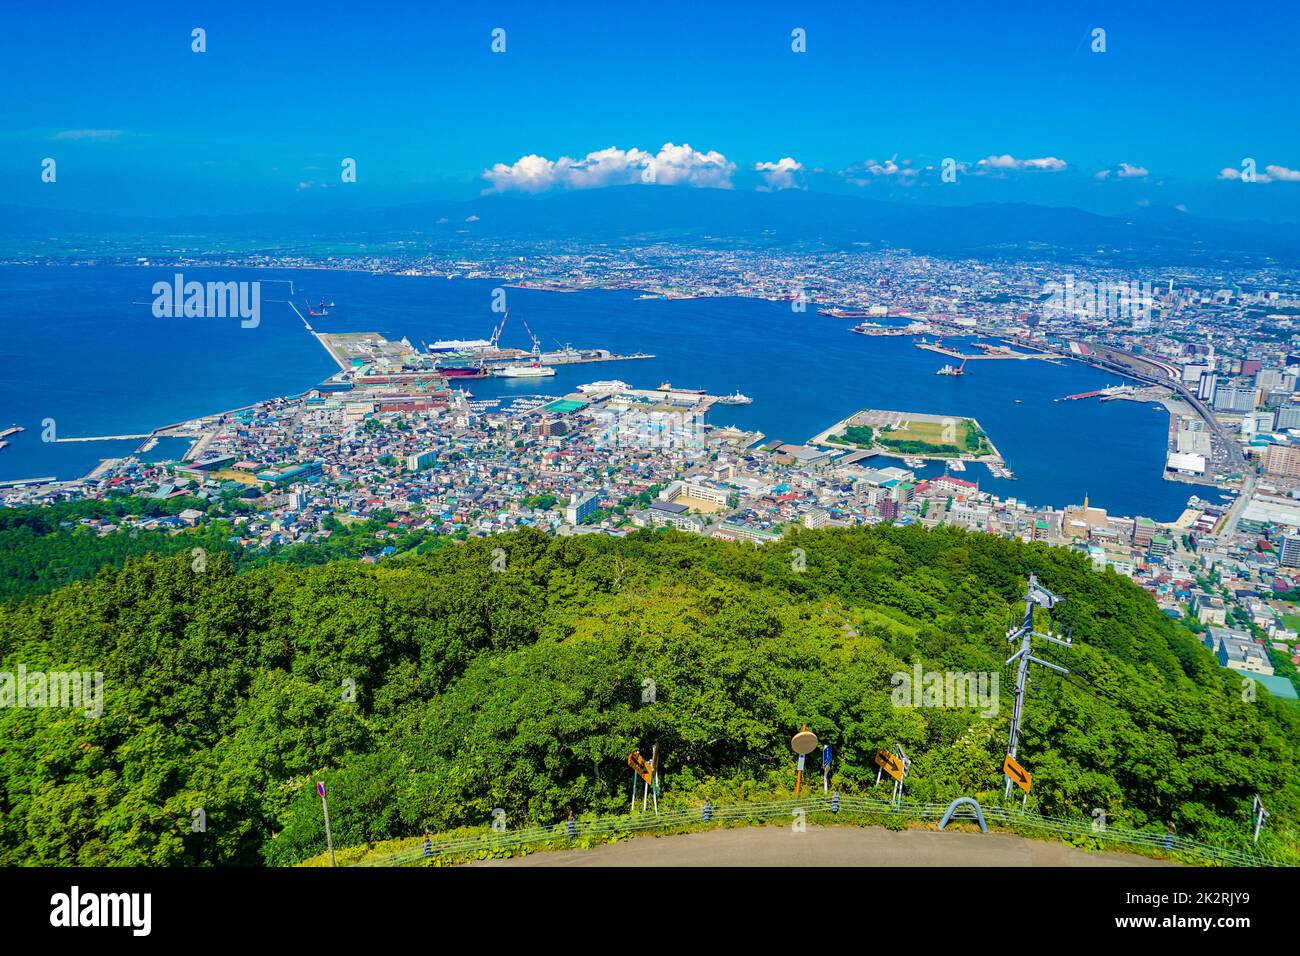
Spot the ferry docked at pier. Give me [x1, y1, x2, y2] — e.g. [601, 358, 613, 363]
[494, 363, 556, 378]
[577, 380, 631, 394]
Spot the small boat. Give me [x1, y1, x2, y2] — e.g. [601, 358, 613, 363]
[657, 382, 707, 394]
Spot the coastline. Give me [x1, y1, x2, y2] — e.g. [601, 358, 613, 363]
[0, 264, 1206, 522]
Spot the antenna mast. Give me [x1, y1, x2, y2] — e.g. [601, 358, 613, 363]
[1004, 573, 1072, 798]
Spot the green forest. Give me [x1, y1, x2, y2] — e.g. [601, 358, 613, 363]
[0, 523, 1296, 865]
[0, 498, 445, 601]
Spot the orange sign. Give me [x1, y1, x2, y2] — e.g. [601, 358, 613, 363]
[627, 751, 653, 784]
[1003, 754, 1032, 793]
[875, 748, 905, 781]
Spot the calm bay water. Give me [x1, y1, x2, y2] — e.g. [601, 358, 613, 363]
[0, 265, 1195, 520]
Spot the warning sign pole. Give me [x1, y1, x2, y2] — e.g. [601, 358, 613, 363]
[790, 725, 818, 797]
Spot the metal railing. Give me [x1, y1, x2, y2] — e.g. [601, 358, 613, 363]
[349, 794, 1286, 868]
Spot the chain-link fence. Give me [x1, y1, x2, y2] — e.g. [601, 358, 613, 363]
[352, 794, 1285, 867]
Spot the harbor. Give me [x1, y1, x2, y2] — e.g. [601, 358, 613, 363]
[0, 266, 1197, 521]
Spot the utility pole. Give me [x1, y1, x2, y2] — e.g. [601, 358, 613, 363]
[1004, 574, 1072, 799]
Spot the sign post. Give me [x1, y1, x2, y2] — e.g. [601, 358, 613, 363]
[1003, 753, 1032, 808]
[649, 742, 660, 815]
[791, 725, 818, 797]
[317, 780, 335, 867]
[1252, 795, 1269, 845]
[874, 746, 910, 807]
[822, 743, 833, 794]
[627, 747, 660, 816]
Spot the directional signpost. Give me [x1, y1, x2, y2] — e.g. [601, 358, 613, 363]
[791, 726, 818, 796]
[875, 748, 904, 781]
[875, 745, 910, 807]
[1003, 753, 1032, 808]
[822, 743, 833, 794]
[627, 744, 660, 815]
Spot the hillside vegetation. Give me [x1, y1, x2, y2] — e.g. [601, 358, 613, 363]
[0, 497, 444, 601]
[0, 524, 1295, 865]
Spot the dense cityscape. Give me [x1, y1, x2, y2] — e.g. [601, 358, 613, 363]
[5, 245, 1300, 700]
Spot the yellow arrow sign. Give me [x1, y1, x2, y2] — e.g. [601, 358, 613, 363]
[1003, 754, 1032, 793]
[627, 751, 653, 784]
[875, 748, 905, 782]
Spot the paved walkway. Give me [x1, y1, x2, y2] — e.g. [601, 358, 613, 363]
[477, 824, 1175, 867]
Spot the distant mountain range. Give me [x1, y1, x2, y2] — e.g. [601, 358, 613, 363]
[4, 186, 1298, 265]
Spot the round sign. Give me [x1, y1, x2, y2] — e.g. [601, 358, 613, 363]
[791, 730, 818, 755]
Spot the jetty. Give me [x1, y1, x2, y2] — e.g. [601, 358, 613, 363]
[915, 342, 1058, 362]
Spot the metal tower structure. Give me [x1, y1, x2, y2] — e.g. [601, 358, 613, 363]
[1004, 573, 1072, 798]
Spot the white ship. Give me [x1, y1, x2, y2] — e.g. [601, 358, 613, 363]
[495, 363, 557, 378]
[429, 338, 494, 353]
[577, 380, 630, 394]
[714, 391, 753, 405]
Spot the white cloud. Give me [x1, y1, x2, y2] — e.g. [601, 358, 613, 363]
[839, 156, 923, 186]
[51, 129, 125, 141]
[1219, 166, 1274, 183]
[483, 142, 735, 192]
[975, 154, 1067, 173]
[755, 156, 803, 190]
[1265, 164, 1300, 182]
[1096, 162, 1149, 181]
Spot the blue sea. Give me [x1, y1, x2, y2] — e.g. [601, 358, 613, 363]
[0, 265, 1196, 520]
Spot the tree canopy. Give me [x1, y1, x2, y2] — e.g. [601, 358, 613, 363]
[0, 523, 1295, 865]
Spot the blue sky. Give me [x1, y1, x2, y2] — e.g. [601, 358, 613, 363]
[3, 0, 1298, 221]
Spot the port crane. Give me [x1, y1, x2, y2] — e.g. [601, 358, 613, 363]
[521, 319, 543, 358]
[487, 311, 509, 350]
